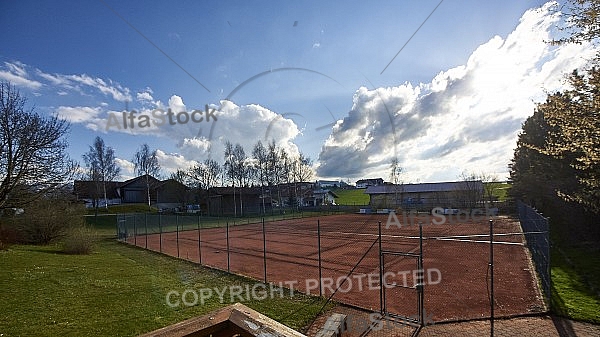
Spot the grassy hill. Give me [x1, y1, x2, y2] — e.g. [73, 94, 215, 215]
[331, 187, 370, 205]
[485, 182, 511, 201]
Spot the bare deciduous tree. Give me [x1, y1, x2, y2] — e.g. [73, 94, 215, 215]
[224, 141, 250, 216]
[133, 143, 160, 208]
[252, 141, 269, 214]
[389, 157, 404, 208]
[187, 158, 221, 215]
[291, 152, 314, 208]
[457, 171, 485, 209]
[83, 136, 120, 211]
[0, 81, 77, 210]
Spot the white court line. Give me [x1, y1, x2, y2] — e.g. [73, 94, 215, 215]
[315, 230, 526, 246]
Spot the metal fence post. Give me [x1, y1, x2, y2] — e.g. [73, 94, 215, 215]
[226, 221, 230, 272]
[489, 219, 494, 337]
[159, 213, 162, 253]
[144, 213, 148, 249]
[378, 221, 384, 313]
[133, 214, 137, 246]
[546, 216, 551, 311]
[197, 214, 202, 264]
[419, 222, 424, 326]
[176, 215, 180, 258]
[317, 219, 323, 297]
[262, 218, 267, 283]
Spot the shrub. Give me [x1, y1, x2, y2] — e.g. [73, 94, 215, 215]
[62, 225, 95, 255]
[0, 224, 18, 250]
[8, 195, 87, 245]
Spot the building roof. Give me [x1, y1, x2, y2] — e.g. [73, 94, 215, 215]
[364, 181, 483, 194]
[312, 189, 339, 198]
[73, 180, 121, 199]
[118, 174, 161, 188]
[74, 175, 183, 199]
[356, 178, 384, 184]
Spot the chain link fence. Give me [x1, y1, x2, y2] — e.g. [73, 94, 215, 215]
[115, 212, 547, 332]
[517, 200, 551, 305]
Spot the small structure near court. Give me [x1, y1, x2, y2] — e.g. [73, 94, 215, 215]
[138, 303, 307, 337]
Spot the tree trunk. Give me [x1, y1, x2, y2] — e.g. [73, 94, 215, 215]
[146, 175, 151, 209]
[103, 181, 108, 209]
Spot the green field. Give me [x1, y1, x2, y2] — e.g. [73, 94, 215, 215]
[331, 188, 370, 205]
[0, 236, 329, 336]
[486, 182, 511, 202]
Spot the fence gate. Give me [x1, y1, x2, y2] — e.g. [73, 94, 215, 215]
[116, 214, 133, 241]
[379, 223, 425, 329]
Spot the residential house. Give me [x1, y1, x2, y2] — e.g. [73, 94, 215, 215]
[73, 174, 189, 210]
[73, 180, 122, 208]
[304, 189, 339, 206]
[356, 178, 384, 189]
[315, 180, 343, 188]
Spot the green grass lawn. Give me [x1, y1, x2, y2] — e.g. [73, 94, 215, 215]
[0, 238, 330, 336]
[486, 182, 511, 202]
[331, 188, 370, 205]
[551, 243, 600, 323]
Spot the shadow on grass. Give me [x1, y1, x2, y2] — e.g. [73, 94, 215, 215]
[550, 244, 600, 324]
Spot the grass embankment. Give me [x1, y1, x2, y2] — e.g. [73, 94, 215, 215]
[0, 237, 329, 336]
[331, 188, 369, 205]
[486, 182, 511, 201]
[550, 242, 600, 323]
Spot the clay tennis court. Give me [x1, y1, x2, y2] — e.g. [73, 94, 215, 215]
[122, 213, 545, 322]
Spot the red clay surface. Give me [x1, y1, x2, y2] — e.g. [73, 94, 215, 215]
[124, 213, 545, 322]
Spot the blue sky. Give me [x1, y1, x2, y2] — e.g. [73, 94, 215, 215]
[0, 1, 595, 183]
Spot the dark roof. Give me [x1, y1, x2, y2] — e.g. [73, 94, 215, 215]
[118, 174, 161, 188]
[364, 181, 484, 194]
[313, 189, 339, 198]
[74, 175, 175, 199]
[73, 180, 121, 199]
[155, 178, 187, 189]
[356, 178, 384, 184]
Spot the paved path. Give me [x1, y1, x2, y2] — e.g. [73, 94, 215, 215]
[307, 305, 600, 337]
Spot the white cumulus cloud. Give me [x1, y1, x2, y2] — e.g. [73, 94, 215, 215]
[316, 2, 598, 182]
[0, 61, 43, 89]
[55, 106, 102, 123]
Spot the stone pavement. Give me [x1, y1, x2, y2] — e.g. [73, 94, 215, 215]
[306, 305, 600, 337]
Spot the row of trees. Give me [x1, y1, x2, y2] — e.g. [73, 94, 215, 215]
[510, 0, 600, 243]
[510, 67, 600, 241]
[172, 140, 314, 216]
[81, 136, 316, 215]
[83, 138, 160, 211]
